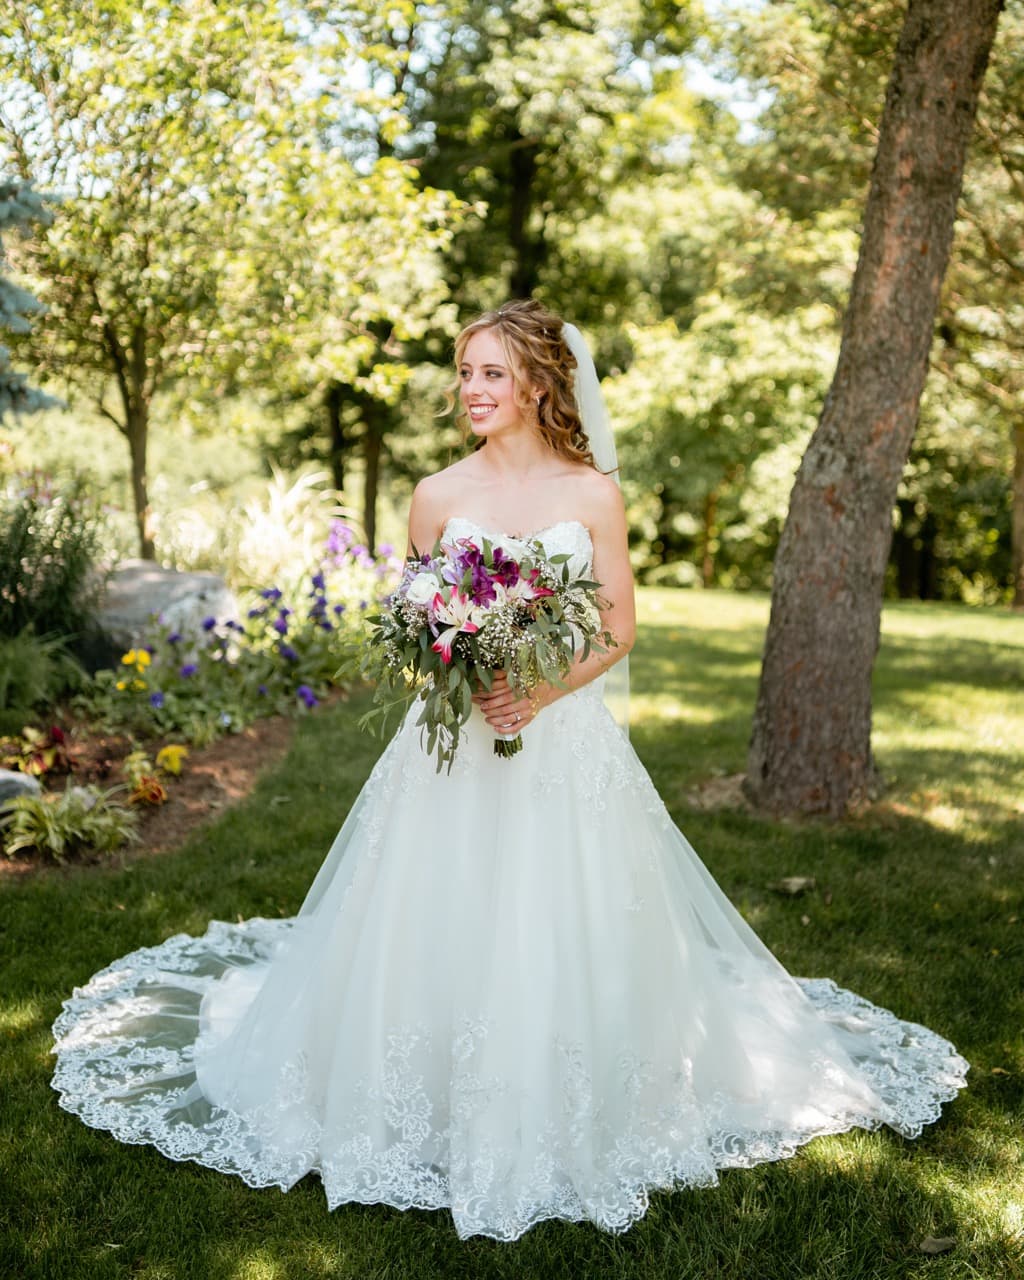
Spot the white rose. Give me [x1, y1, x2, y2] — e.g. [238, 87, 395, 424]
[405, 573, 440, 606]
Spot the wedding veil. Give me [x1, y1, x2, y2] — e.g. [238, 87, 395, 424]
[562, 322, 630, 735]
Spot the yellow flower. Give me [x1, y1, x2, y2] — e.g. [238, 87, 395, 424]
[121, 648, 151, 671]
[155, 744, 189, 776]
[115, 680, 128, 691]
[121, 651, 137, 666]
[133, 679, 146, 691]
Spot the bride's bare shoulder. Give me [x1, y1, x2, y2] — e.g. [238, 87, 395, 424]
[409, 457, 479, 544]
[566, 464, 625, 524]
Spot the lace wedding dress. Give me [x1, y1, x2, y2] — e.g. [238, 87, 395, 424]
[52, 517, 968, 1242]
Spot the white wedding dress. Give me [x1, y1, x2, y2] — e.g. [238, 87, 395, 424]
[52, 518, 968, 1242]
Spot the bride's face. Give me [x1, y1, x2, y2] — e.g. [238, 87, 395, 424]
[459, 329, 529, 439]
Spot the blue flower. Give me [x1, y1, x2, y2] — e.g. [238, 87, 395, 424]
[296, 684, 318, 709]
[333, 603, 346, 616]
[272, 616, 289, 636]
[257, 683, 268, 696]
[247, 606, 266, 620]
[179, 663, 198, 678]
[318, 620, 334, 632]
[279, 644, 299, 662]
[260, 587, 283, 602]
[311, 571, 326, 591]
[167, 632, 182, 645]
[149, 691, 165, 708]
[202, 616, 217, 631]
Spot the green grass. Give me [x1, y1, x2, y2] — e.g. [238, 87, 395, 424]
[2, 589, 1022, 1280]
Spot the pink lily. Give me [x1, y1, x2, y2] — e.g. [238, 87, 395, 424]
[431, 589, 482, 663]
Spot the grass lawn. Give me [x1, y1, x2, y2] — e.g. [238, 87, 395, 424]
[2, 589, 1022, 1280]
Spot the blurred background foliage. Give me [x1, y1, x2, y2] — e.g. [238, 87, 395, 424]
[0, 0, 1020, 604]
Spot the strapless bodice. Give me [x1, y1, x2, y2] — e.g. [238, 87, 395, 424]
[441, 516, 594, 578]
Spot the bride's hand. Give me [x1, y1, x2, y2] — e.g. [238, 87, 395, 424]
[472, 671, 549, 734]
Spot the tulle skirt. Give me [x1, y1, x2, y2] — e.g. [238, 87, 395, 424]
[51, 686, 968, 1241]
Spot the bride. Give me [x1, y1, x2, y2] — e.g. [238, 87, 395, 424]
[52, 300, 968, 1243]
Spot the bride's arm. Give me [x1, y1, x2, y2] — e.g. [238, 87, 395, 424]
[475, 479, 635, 731]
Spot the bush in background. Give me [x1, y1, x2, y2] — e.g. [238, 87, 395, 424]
[0, 474, 108, 641]
[75, 525, 402, 746]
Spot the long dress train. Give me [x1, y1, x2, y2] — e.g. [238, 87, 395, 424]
[51, 518, 968, 1242]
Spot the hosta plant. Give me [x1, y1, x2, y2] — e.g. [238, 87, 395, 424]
[0, 783, 139, 862]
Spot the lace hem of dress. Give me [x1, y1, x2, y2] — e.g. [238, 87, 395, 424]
[51, 922, 969, 1243]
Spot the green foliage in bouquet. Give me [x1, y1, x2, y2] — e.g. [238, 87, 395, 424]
[348, 535, 614, 772]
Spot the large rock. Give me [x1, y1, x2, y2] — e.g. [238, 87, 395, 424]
[0, 769, 41, 805]
[96, 559, 239, 657]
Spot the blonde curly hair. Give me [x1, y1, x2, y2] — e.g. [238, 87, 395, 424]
[444, 299, 597, 469]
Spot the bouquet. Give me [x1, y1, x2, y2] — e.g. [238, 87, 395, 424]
[352, 533, 615, 771]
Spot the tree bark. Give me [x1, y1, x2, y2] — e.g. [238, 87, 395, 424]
[1013, 415, 1024, 608]
[746, 0, 1004, 816]
[102, 315, 156, 559]
[363, 426, 382, 553]
[126, 404, 155, 560]
[508, 133, 542, 298]
[326, 381, 346, 492]
[701, 488, 719, 588]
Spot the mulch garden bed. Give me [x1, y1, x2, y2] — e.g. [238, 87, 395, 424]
[0, 713, 296, 877]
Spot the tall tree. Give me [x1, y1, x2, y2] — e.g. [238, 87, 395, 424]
[746, 0, 1005, 817]
[0, 179, 58, 421]
[0, 1, 461, 557]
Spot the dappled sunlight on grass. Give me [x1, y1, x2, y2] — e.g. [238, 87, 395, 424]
[2, 590, 1023, 1278]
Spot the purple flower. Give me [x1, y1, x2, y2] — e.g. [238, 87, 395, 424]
[376, 542, 394, 557]
[318, 620, 334, 632]
[272, 616, 289, 636]
[358, 600, 368, 611]
[179, 663, 198, 678]
[279, 644, 298, 662]
[311, 571, 326, 591]
[247, 606, 265, 619]
[296, 684, 318, 709]
[326, 522, 355, 556]
[333, 603, 346, 616]
[142, 644, 155, 655]
[167, 631, 182, 645]
[202, 616, 217, 631]
[257, 683, 268, 696]
[149, 691, 165, 708]
[260, 587, 283, 602]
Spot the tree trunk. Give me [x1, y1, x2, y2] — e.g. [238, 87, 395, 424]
[126, 403, 155, 560]
[508, 133, 542, 298]
[326, 381, 346, 492]
[103, 316, 155, 559]
[363, 426, 382, 553]
[1013, 415, 1024, 608]
[701, 488, 718, 588]
[746, 0, 1004, 816]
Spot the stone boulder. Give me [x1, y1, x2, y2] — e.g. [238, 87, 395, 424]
[0, 769, 42, 805]
[95, 559, 239, 660]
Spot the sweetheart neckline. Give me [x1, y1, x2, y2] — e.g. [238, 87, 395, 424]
[441, 516, 592, 545]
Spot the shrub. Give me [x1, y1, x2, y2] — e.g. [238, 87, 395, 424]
[0, 630, 84, 734]
[0, 475, 108, 641]
[0, 783, 139, 862]
[74, 527, 402, 746]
